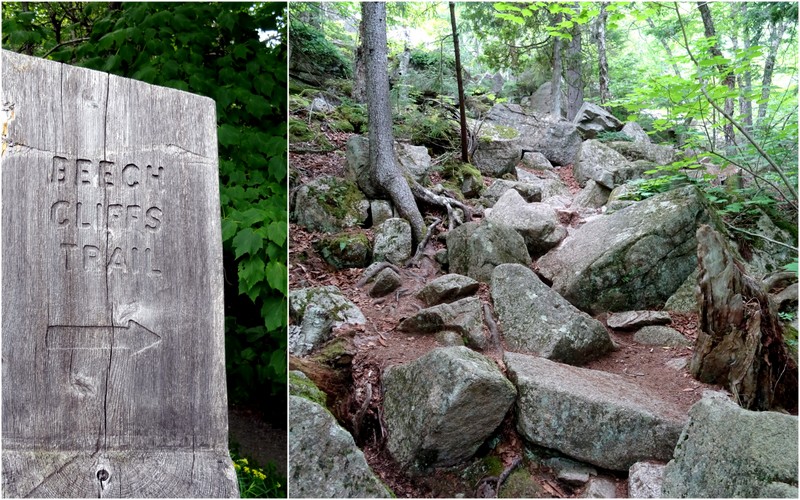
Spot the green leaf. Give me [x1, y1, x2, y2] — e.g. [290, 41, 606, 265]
[261, 297, 287, 330]
[265, 261, 287, 295]
[221, 218, 238, 242]
[240, 347, 257, 362]
[266, 221, 287, 246]
[218, 124, 239, 147]
[232, 227, 263, 259]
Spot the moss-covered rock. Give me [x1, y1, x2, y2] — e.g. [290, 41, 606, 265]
[500, 468, 546, 498]
[289, 370, 327, 406]
[290, 116, 315, 143]
[314, 231, 372, 269]
[294, 176, 369, 233]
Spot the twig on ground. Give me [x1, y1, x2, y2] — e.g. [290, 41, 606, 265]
[352, 382, 373, 443]
[475, 456, 523, 498]
[723, 220, 799, 253]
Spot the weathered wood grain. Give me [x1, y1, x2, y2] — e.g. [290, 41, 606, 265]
[691, 224, 798, 412]
[2, 50, 238, 497]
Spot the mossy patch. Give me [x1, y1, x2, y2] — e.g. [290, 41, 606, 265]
[289, 94, 312, 113]
[499, 468, 545, 498]
[338, 104, 367, 133]
[314, 231, 372, 269]
[289, 370, 327, 406]
[328, 119, 355, 133]
[479, 122, 520, 141]
[306, 177, 368, 225]
[290, 117, 315, 142]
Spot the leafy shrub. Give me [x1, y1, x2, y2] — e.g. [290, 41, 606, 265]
[289, 19, 351, 78]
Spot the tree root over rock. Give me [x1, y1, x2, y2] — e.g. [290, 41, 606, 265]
[475, 456, 523, 498]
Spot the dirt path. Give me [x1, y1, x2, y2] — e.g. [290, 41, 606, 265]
[289, 127, 724, 497]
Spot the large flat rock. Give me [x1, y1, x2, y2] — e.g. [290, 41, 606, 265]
[662, 392, 799, 498]
[491, 264, 613, 365]
[505, 352, 686, 471]
[383, 347, 516, 471]
[538, 185, 711, 314]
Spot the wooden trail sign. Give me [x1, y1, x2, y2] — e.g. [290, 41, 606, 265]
[1, 50, 238, 497]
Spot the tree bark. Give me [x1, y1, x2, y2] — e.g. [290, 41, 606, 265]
[352, 13, 367, 103]
[565, 7, 583, 121]
[697, 1, 735, 147]
[691, 225, 798, 412]
[550, 12, 564, 117]
[736, 3, 754, 131]
[757, 19, 788, 124]
[362, 2, 425, 245]
[646, 17, 682, 78]
[450, 2, 469, 163]
[596, 2, 610, 105]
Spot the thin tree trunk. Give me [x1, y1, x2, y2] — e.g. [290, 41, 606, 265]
[362, 2, 425, 245]
[550, 12, 563, 117]
[757, 20, 788, 124]
[698, 1, 735, 147]
[450, 2, 469, 163]
[646, 17, 682, 78]
[565, 11, 583, 121]
[352, 14, 367, 103]
[737, 3, 754, 131]
[597, 2, 610, 105]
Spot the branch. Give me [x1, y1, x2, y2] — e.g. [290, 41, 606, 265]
[673, 3, 797, 201]
[699, 87, 798, 201]
[723, 220, 798, 253]
[707, 151, 797, 211]
[42, 37, 89, 58]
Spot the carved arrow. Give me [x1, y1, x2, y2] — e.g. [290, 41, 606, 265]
[46, 321, 161, 355]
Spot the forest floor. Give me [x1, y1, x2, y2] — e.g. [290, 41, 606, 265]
[228, 404, 288, 480]
[289, 127, 724, 498]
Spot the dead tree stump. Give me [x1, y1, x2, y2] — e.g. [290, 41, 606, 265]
[691, 224, 797, 411]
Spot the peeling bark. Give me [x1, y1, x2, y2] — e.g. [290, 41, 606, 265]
[691, 224, 797, 412]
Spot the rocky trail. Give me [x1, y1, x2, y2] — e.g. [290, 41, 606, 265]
[287, 95, 798, 498]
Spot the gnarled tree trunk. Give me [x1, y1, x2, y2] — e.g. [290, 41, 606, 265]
[691, 224, 798, 412]
[362, 2, 425, 244]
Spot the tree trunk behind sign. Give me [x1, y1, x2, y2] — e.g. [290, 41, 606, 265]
[691, 224, 798, 412]
[597, 2, 610, 105]
[565, 15, 583, 121]
[362, 2, 425, 245]
[550, 12, 563, 118]
[352, 14, 367, 103]
[697, 1, 735, 148]
[450, 2, 469, 163]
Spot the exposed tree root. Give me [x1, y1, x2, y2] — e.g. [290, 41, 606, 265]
[405, 217, 441, 267]
[356, 262, 402, 288]
[475, 456, 523, 498]
[409, 179, 474, 222]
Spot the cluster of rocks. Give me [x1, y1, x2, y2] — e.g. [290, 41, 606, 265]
[289, 87, 798, 497]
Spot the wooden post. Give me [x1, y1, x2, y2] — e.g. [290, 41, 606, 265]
[1, 50, 238, 497]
